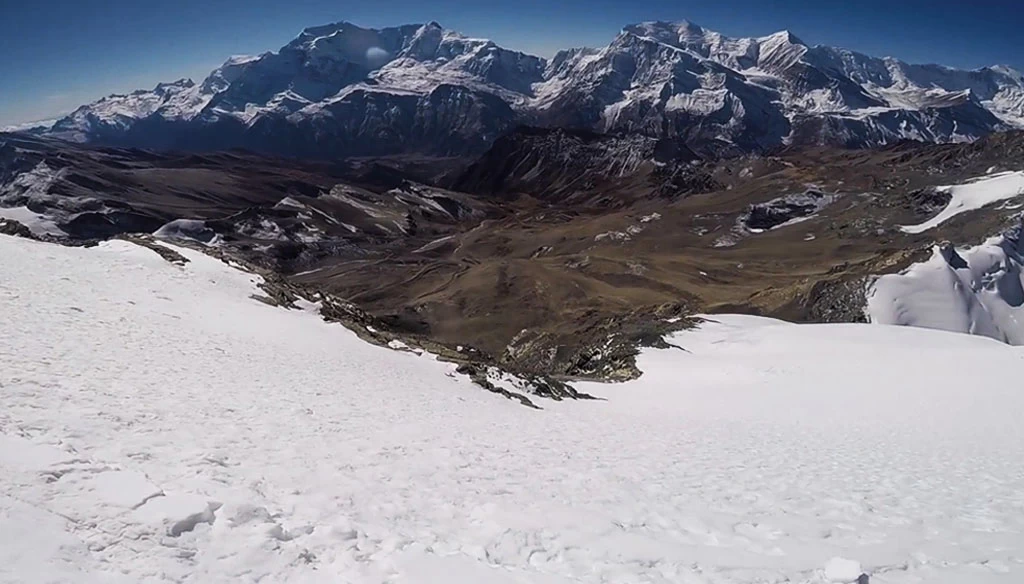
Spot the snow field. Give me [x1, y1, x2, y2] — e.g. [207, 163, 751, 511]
[1, 235, 1023, 583]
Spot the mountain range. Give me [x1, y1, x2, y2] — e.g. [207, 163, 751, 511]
[36, 20, 1024, 157]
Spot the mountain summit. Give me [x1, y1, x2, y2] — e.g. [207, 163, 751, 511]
[41, 19, 1024, 157]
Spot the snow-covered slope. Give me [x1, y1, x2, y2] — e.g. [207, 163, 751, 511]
[537, 20, 1019, 148]
[38, 19, 1024, 156]
[533, 21, 793, 149]
[3, 234, 1024, 583]
[46, 22, 536, 156]
[50, 79, 210, 142]
[804, 49, 1024, 127]
[867, 222, 1024, 344]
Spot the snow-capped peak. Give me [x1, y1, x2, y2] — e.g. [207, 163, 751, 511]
[756, 29, 809, 72]
[759, 29, 806, 47]
[40, 18, 1024, 155]
[621, 20, 716, 49]
[991, 64, 1024, 82]
[153, 79, 195, 93]
[291, 21, 381, 45]
[399, 22, 446, 60]
[223, 54, 259, 66]
[623, 20, 705, 38]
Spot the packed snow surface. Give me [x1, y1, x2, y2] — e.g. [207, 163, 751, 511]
[867, 226, 1024, 344]
[901, 171, 1024, 233]
[2, 234, 1024, 583]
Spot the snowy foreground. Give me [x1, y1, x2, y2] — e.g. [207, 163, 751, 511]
[2, 235, 1023, 584]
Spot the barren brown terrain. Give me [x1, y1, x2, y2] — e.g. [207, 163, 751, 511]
[4, 129, 1024, 378]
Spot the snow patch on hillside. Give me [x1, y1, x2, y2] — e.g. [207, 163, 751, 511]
[0, 161, 76, 234]
[0, 206, 65, 236]
[901, 171, 1024, 233]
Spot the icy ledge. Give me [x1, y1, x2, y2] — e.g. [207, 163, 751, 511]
[867, 220, 1024, 344]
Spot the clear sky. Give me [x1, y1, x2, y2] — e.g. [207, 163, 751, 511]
[1, 0, 1021, 126]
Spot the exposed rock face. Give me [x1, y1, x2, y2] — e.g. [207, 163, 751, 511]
[742, 190, 836, 231]
[0, 218, 35, 239]
[452, 127, 724, 206]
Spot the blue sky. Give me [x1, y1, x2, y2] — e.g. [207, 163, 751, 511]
[1, 0, 1020, 126]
